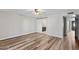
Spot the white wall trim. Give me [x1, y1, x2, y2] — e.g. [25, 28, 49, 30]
[48, 33, 63, 39]
[0, 32, 36, 40]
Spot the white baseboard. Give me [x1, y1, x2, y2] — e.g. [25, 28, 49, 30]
[0, 32, 63, 40]
[48, 33, 63, 39]
[0, 32, 35, 40]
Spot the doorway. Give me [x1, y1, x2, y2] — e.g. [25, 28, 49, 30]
[63, 13, 76, 37]
[75, 15, 79, 41]
[72, 21, 75, 31]
[63, 13, 76, 49]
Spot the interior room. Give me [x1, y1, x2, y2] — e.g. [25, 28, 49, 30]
[0, 9, 79, 50]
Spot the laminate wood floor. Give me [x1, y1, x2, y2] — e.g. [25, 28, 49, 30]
[0, 32, 79, 50]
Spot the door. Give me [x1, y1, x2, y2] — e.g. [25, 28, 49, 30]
[63, 16, 67, 36]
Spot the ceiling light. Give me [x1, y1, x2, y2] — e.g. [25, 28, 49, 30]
[34, 9, 41, 16]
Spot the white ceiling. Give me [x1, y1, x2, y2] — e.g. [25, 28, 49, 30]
[0, 9, 79, 18]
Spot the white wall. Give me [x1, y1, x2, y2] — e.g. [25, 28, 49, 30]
[36, 19, 42, 32]
[36, 19, 48, 33]
[35, 14, 64, 38]
[23, 17, 36, 34]
[47, 14, 64, 38]
[0, 11, 65, 39]
[0, 12, 36, 40]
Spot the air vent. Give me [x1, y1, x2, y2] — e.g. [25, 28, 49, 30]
[68, 12, 74, 14]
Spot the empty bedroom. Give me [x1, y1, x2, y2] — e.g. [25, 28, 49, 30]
[0, 9, 79, 50]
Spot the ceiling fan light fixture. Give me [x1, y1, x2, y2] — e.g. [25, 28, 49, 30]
[34, 9, 41, 16]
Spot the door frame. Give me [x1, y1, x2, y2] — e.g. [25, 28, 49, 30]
[63, 16, 67, 36]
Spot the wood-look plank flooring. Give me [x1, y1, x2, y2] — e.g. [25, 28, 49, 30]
[0, 32, 79, 50]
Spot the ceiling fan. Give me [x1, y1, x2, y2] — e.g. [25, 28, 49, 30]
[33, 9, 48, 19]
[17, 9, 48, 19]
[25, 9, 45, 16]
[34, 9, 41, 16]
